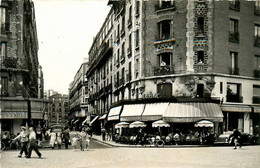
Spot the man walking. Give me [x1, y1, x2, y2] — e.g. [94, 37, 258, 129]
[229, 129, 242, 149]
[12, 126, 29, 158]
[63, 127, 70, 149]
[26, 127, 42, 158]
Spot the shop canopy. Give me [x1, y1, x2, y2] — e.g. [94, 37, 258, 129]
[120, 104, 145, 121]
[99, 114, 107, 120]
[82, 116, 91, 126]
[141, 103, 169, 121]
[152, 120, 170, 128]
[252, 106, 260, 113]
[221, 104, 252, 113]
[107, 106, 122, 121]
[129, 121, 146, 128]
[115, 122, 129, 129]
[89, 116, 99, 126]
[194, 120, 214, 127]
[163, 103, 223, 123]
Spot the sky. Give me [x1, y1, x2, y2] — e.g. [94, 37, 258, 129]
[33, 0, 111, 94]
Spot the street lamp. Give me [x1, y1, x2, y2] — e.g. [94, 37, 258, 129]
[19, 81, 32, 127]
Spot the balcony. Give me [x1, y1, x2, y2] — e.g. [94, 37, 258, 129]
[229, 32, 239, 43]
[155, 2, 176, 12]
[253, 96, 260, 104]
[226, 95, 243, 103]
[255, 6, 260, 15]
[254, 69, 260, 78]
[154, 66, 174, 76]
[254, 36, 260, 47]
[229, 1, 240, 11]
[195, 63, 207, 73]
[229, 67, 239, 75]
[155, 34, 173, 42]
[1, 57, 27, 69]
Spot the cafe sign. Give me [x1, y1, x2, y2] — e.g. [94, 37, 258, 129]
[0, 112, 27, 119]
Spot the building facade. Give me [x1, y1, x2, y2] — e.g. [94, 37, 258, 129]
[0, 0, 47, 135]
[87, 0, 260, 135]
[48, 93, 69, 127]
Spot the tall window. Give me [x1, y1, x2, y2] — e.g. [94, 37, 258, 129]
[156, 0, 175, 10]
[253, 85, 260, 104]
[229, 19, 239, 42]
[159, 53, 171, 67]
[121, 16, 125, 35]
[197, 84, 204, 98]
[121, 43, 125, 59]
[0, 77, 8, 96]
[226, 83, 242, 103]
[129, 6, 132, 23]
[197, 17, 204, 34]
[230, 52, 239, 75]
[229, 0, 240, 11]
[128, 33, 132, 54]
[129, 61, 132, 81]
[0, 7, 6, 30]
[255, 24, 260, 47]
[135, 0, 140, 16]
[135, 29, 139, 49]
[157, 20, 171, 40]
[121, 68, 125, 85]
[0, 43, 7, 60]
[197, 51, 204, 63]
[117, 49, 120, 64]
[255, 1, 260, 15]
[255, 55, 260, 69]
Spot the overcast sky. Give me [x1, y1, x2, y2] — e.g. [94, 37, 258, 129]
[34, 0, 111, 94]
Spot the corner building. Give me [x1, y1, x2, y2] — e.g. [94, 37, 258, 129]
[86, 0, 260, 135]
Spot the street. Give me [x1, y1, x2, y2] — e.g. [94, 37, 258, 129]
[1, 141, 260, 168]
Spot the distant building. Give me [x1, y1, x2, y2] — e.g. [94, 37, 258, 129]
[68, 59, 89, 130]
[0, 0, 47, 135]
[48, 93, 69, 127]
[86, 0, 260, 135]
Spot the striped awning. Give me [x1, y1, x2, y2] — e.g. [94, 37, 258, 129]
[82, 116, 91, 125]
[108, 106, 122, 121]
[99, 114, 107, 120]
[141, 103, 169, 121]
[163, 103, 223, 123]
[120, 104, 145, 121]
[221, 104, 251, 113]
[89, 116, 99, 126]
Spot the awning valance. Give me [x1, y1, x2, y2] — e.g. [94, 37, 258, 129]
[90, 116, 99, 126]
[141, 103, 169, 121]
[194, 120, 214, 127]
[163, 103, 223, 123]
[221, 104, 251, 113]
[252, 106, 260, 113]
[120, 104, 145, 121]
[99, 114, 107, 120]
[82, 116, 91, 125]
[108, 106, 122, 121]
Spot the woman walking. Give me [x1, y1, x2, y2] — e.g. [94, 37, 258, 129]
[79, 129, 87, 151]
[56, 132, 62, 149]
[49, 130, 56, 149]
[12, 126, 29, 158]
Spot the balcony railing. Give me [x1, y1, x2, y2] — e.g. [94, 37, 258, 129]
[229, 1, 240, 11]
[254, 36, 260, 47]
[155, 34, 173, 41]
[1, 57, 27, 69]
[226, 95, 243, 103]
[253, 96, 260, 104]
[254, 6, 260, 15]
[229, 32, 239, 43]
[254, 69, 260, 78]
[154, 66, 174, 76]
[229, 67, 239, 75]
[155, 2, 176, 12]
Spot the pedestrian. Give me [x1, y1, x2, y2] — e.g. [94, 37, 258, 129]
[229, 129, 242, 149]
[101, 128, 106, 141]
[173, 132, 180, 145]
[56, 132, 62, 149]
[49, 130, 56, 149]
[71, 135, 79, 150]
[36, 125, 42, 147]
[78, 128, 87, 151]
[85, 132, 90, 151]
[63, 128, 70, 149]
[26, 127, 42, 158]
[12, 126, 29, 158]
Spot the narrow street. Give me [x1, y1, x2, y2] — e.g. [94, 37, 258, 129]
[1, 145, 260, 168]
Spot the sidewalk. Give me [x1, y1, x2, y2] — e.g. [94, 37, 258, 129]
[91, 135, 213, 148]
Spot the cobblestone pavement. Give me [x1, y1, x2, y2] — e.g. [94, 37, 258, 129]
[1, 145, 260, 168]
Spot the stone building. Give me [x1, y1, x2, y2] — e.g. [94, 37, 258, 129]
[68, 59, 89, 130]
[0, 0, 47, 135]
[87, 0, 260, 135]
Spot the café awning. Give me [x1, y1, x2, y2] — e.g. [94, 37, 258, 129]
[141, 103, 169, 121]
[99, 114, 107, 120]
[163, 103, 223, 123]
[82, 116, 91, 125]
[89, 116, 99, 126]
[107, 106, 122, 121]
[194, 120, 214, 127]
[120, 104, 145, 121]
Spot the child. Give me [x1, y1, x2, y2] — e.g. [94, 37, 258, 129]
[71, 135, 79, 150]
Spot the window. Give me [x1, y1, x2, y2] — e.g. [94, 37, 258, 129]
[197, 51, 204, 63]
[255, 1, 260, 15]
[254, 55, 260, 77]
[230, 52, 238, 75]
[117, 49, 120, 64]
[121, 43, 125, 60]
[117, 24, 120, 39]
[229, 0, 240, 11]
[128, 5, 132, 26]
[128, 33, 132, 54]
[255, 24, 260, 47]
[135, 0, 140, 16]
[117, 71, 120, 87]
[159, 53, 171, 67]
[226, 83, 242, 103]
[157, 83, 172, 98]
[220, 82, 223, 94]
[0, 7, 6, 30]
[135, 29, 139, 49]
[129, 61, 132, 81]
[253, 85, 260, 104]
[0, 77, 8, 96]
[121, 16, 125, 35]
[121, 68, 125, 85]
[197, 84, 204, 98]
[157, 20, 172, 40]
[0, 43, 7, 60]
[156, 0, 175, 10]
[197, 17, 204, 34]
[229, 19, 239, 42]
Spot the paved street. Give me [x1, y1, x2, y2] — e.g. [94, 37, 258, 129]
[1, 142, 260, 168]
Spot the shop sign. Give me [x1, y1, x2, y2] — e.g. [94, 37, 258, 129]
[143, 92, 159, 99]
[31, 113, 43, 119]
[1, 112, 27, 119]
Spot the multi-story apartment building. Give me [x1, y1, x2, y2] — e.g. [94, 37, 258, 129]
[68, 59, 89, 130]
[0, 0, 47, 135]
[48, 93, 69, 127]
[87, 0, 260, 135]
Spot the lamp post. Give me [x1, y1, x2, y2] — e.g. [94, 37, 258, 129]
[19, 81, 32, 127]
